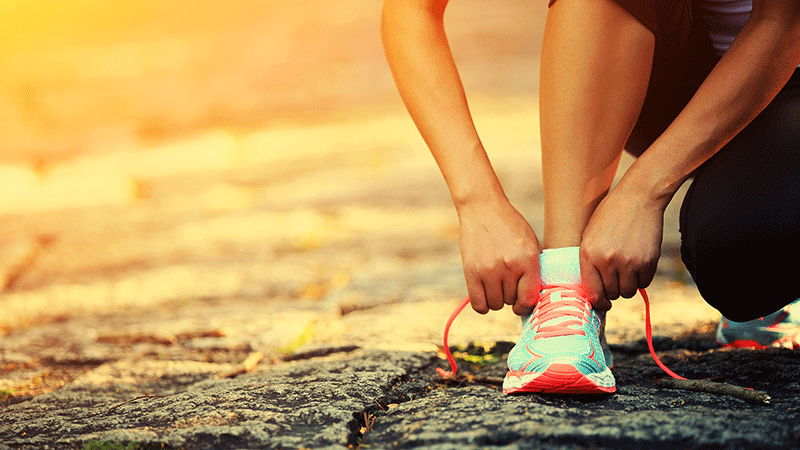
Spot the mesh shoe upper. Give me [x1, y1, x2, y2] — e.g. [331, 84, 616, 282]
[504, 283, 615, 394]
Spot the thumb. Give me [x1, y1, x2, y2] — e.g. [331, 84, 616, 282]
[580, 249, 611, 311]
[513, 271, 540, 316]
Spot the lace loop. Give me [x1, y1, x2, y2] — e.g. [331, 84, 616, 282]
[436, 296, 470, 378]
[437, 287, 687, 381]
[531, 284, 591, 340]
[641, 289, 687, 380]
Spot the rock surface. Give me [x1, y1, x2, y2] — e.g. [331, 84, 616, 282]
[4, 345, 799, 449]
[365, 385, 798, 449]
[1, 350, 436, 449]
[1, 1, 798, 449]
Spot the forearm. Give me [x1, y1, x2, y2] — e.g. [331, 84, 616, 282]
[622, 2, 800, 206]
[380, 0, 506, 209]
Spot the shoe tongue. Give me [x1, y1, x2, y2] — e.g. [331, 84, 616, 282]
[522, 247, 584, 325]
[537, 247, 588, 330]
[540, 247, 581, 285]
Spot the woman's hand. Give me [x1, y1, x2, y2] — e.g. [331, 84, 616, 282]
[579, 179, 666, 311]
[575, 0, 800, 314]
[382, 0, 538, 314]
[457, 198, 541, 316]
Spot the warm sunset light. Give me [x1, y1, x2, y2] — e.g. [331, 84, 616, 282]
[0, 0, 550, 355]
[2, 1, 772, 446]
[0, 1, 397, 165]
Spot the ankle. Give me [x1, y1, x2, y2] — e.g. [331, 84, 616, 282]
[540, 246, 581, 285]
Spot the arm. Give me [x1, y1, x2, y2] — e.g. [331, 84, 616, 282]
[623, 0, 800, 202]
[580, 0, 800, 307]
[380, 0, 501, 208]
[381, 0, 541, 315]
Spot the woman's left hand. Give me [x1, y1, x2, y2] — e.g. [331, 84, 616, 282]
[579, 180, 667, 311]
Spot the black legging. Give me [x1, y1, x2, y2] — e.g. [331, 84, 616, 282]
[608, 0, 800, 321]
[679, 71, 800, 321]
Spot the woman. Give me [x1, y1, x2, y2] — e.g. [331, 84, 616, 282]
[381, 0, 800, 394]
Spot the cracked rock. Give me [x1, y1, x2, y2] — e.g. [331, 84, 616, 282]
[0, 349, 436, 449]
[363, 384, 800, 449]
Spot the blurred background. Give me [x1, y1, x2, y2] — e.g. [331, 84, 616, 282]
[0, 0, 712, 349]
[0, 0, 542, 167]
[0, 0, 546, 334]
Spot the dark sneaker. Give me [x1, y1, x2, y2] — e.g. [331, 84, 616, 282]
[716, 300, 800, 349]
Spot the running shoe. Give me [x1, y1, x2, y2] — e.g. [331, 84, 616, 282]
[503, 283, 616, 394]
[716, 299, 800, 349]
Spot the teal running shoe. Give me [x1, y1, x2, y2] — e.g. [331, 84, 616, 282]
[503, 283, 615, 394]
[716, 299, 800, 349]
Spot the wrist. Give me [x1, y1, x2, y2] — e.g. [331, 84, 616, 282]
[441, 144, 509, 212]
[617, 159, 682, 211]
[453, 184, 508, 214]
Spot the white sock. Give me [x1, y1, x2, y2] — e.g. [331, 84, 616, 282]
[540, 246, 581, 285]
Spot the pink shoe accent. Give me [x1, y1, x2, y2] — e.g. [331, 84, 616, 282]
[503, 363, 616, 395]
[437, 288, 688, 389]
[720, 339, 768, 349]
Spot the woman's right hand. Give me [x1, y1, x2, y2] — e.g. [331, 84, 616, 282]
[381, 0, 541, 315]
[457, 198, 541, 316]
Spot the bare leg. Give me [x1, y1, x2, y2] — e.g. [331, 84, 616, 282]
[540, 0, 655, 249]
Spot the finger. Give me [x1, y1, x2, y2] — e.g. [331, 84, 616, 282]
[483, 279, 505, 311]
[619, 270, 639, 299]
[638, 261, 657, 289]
[503, 273, 519, 306]
[466, 276, 489, 314]
[512, 271, 539, 316]
[580, 250, 611, 311]
[601, 268, 621, 301]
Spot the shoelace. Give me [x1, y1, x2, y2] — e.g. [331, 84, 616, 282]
[531, 284, 591, 340]
[437, 287, 687, 381]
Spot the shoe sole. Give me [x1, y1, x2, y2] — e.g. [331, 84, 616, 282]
[503, 364, 616, 394]
[719, 339, 768, 349]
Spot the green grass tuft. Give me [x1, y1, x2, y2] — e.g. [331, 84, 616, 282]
[278, 322, 315, 356]
[0, 388, 13, 402]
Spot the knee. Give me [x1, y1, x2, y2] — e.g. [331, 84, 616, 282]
[681, 233, 799, 322]
[708, 293, 795, 323]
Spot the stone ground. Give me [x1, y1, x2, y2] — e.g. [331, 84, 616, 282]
[1, 1, 799, 449]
